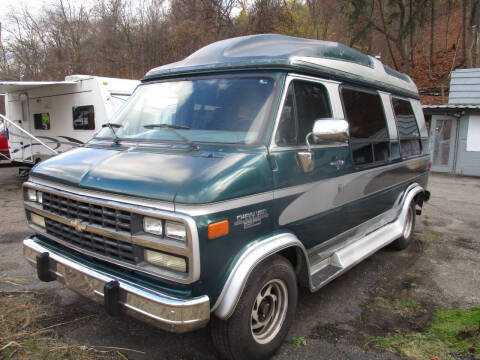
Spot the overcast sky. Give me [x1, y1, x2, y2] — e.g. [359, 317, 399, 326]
[0, 0, 45, 22]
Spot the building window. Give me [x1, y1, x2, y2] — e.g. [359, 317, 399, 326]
[341, 88, 390, 165]
[392, 98, 421, 157]
[33, 113, 51, 130]
[73, 105, 95, 130]
[275, 80, 332, 146]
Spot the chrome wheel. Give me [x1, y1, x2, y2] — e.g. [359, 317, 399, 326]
[403, 205, 414, 239]
[250, 279, 288, 345]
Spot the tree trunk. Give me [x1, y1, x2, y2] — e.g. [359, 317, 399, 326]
[430, 0, 435, 69]
[463, 0, 467, 62]
[378, 0, 399, 70]
[410, 0, 414, 68]
[468, 25, 475, 67]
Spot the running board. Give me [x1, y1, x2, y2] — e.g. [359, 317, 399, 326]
[309, 185, 422, 292]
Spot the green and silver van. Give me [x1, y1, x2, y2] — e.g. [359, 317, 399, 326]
[22, 34, 430, 359]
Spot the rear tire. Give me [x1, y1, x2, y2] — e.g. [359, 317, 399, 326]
[211, 255, 297, 360]
[391, 201, 416, 250]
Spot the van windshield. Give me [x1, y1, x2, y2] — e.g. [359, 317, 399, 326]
[95, 75, 279, 145]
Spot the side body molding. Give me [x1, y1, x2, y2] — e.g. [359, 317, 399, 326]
[212, 233, 310, 319]
[213, 183, 426, 320]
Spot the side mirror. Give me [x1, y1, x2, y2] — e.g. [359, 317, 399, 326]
[297, 119, 349, 173]
[311, 119, 349, 145]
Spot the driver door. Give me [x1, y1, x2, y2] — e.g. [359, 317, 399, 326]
[270, 78, 351, 250]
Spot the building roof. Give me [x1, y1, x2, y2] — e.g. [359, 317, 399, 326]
[423, 104, 480, 109]
[449, 68, 480, 104]
[143, 34, 419, 98]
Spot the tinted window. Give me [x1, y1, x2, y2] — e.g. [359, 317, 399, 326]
[275, 81, 331, 146]
[73, 105, 95, 130]
[341, 88, 389, 165]
[295, 81, 331, 143]
[342, 89, 388, 141]
[392, 98, 420, 138]
[392, 98, 421, 157]
[34, 113, 50, 130]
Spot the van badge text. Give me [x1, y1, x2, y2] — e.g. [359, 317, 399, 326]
[234, 209, 269, 229]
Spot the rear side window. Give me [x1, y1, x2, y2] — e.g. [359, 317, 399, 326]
[73, 105, 95, 130]
[392, 98, 421, 157]
[275, 81, 331, 146]
[341, 88, 390, 165]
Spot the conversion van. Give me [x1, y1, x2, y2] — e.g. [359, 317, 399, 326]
[22, 34, 430, 359]
[0, 75, 139, 166]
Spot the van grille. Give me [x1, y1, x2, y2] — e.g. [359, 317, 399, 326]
[42, 192, 132, 233]
[44, 218, 136, 263]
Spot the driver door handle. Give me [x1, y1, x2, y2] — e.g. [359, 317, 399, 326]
[329, 159, 345, 170]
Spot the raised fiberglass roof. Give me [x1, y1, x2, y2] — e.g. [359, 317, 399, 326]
[143, 34, 418, 98]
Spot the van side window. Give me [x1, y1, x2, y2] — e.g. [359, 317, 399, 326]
[341, 88, 390, 165]
[392, 98, 421, 157]
[73, 105, 95, 130]
[275, 81, 331, 146]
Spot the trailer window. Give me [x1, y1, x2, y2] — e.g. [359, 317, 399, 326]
[34, 113, 50, 130]
[341, 88, 390, 166]
[392, 98, 421, 157]
[73, 105, 95, 130]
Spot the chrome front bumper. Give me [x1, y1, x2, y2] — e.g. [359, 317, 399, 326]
[23, 237, 210, 333]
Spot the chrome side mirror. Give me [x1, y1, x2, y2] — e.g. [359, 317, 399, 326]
[311, 119, 349, 146]
[298, 119, 349, 173]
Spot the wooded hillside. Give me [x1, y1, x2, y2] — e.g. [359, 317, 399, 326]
[1, 0, 479, 105]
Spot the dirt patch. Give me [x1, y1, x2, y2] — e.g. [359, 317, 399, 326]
[0, 291, 135, 359]
[455, 237, 479, 251]
[0, 231, 32, 244]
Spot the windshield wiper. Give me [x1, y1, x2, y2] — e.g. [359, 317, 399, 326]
[144, 124, 199, 150]
[102, 123, 122, 144]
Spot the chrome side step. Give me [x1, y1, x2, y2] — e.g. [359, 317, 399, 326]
[309, 184, 423, 292]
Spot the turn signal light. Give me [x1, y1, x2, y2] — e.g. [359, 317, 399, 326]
[208, 220, 229, 239]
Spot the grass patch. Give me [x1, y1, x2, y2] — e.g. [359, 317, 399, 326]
[0, 292, 142, 359]
[417, 232, 442, 243]
[368, 296, 422, 317]
[293, 336, 307, 349]
[371, 307, 480, 359]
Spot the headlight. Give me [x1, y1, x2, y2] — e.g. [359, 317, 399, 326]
[144, 249, 187, 272]
[165, 221, 187, 241]
[143, 217, 163, 235]
[26, 189, 43, 204]
[27, 189, 37, 202]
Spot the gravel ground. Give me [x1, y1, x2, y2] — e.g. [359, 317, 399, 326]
[0, 167, 478, 359]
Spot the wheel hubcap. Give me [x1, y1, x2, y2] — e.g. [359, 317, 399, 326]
[403, 206, 414, 238]
[250, 279, 288, 344]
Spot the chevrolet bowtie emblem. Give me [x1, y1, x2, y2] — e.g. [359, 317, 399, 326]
[72, 219, 87, 232]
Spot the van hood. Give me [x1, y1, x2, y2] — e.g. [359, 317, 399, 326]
[30, 145, 273, 204]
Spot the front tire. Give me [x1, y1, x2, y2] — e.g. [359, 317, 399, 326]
[211, 255, 297, 360]
[391, 201, 416, 250]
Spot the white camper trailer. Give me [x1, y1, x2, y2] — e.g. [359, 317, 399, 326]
[0, 75, 139, 165]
